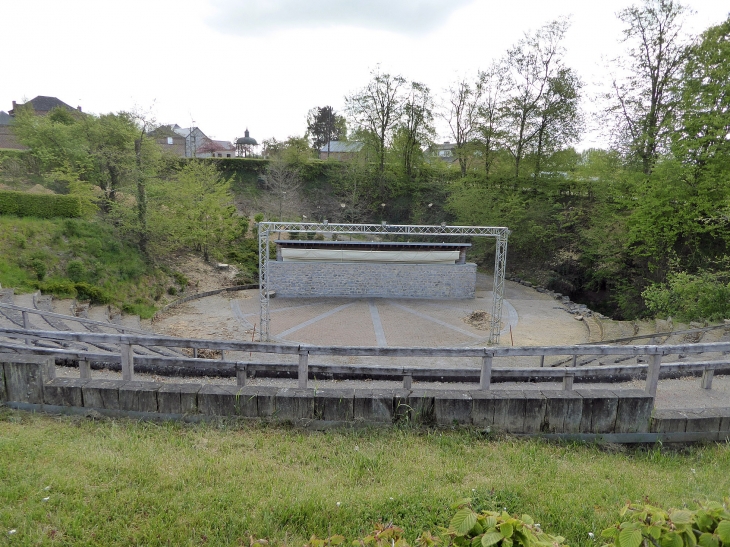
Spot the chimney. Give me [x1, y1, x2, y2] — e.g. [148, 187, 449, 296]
[77, 106, 82, 112]
[12, 101, 16, 108]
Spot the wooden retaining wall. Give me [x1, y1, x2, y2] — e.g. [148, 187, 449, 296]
[3, 354, 728, 442]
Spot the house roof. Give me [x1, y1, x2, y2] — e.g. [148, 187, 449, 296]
[149, 125, 181, 138]
[434, 142, 456, 150]
[319, 141, 363, 153]
[213, 139, 235, 151]
[19, 96, 77, 113]
[0, 111, 11, 126]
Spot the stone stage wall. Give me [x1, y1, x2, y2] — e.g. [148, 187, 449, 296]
[267, 262, 477, 299]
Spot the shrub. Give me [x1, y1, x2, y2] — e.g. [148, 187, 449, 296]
[73, 282, 111, 304]
[66, 260, 85, 282]
[0, 190, 82, 218]
[29, 257, 46, 280]
[601, 500, 730, 547]
[643, 271, 730, 322]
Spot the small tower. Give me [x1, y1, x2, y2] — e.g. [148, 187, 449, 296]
[235, 128, 258, 158]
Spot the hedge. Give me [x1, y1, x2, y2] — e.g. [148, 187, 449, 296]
[0, 190, 82, 218]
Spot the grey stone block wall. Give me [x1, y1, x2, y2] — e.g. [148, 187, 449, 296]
[267, 262, 477, 298]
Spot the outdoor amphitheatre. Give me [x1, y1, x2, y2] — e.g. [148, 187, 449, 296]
[2, 220, 729, 441]
[3, 1, 730, 542]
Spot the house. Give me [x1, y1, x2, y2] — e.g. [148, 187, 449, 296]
[9, 96, 83, 116]
[318, 141, 363, 161]
[148, 125, 187, 157]
[432, 141, 457, 161]
[198, 137, 236, 158]
[1, 96, 83, 151]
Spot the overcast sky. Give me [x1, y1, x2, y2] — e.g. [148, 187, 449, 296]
[1, 0, 727, 151]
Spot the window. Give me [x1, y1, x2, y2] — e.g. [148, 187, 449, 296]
[167, 137, 173, 145]
[226, 154, 231, 158]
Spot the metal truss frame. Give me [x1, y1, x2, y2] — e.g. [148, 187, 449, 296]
[258, 222, 510, 344]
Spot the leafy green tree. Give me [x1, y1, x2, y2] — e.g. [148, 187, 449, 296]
[476, 63, 510, 180]
[501, 18, 576, 181]
[151, 161, 239, 261]
[394, 81, 435, 180]
[604, 0, 692, 174]
[673, 16, 730, 182]
[306, 106, 347, 153]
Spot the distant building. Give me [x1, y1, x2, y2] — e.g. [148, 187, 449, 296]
[9, 96, 83, 116]
[318, 141, 363, 161]
[1, 95, 83, 151]
[432, 142, 457, 161]
[198, 137, 236, 158]
[235, 129, 258, 158]
[148, 125, 187, 157]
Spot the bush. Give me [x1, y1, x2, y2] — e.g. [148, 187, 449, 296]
[73, 282, 111, 304]
[29, 258, 46, 280]
[601, 500, 730, 547]
[0, 190, 82, 218]
[643, 271, 730, 322]
[66, 260, 85, 282]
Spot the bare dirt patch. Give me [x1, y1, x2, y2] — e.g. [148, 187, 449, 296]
[163, 254, 241, 293]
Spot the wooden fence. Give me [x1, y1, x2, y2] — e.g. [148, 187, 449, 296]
[0, 327, 728, 400]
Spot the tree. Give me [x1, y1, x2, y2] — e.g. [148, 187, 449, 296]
[396, 81, 435, 179]
[443, 75, 482, 177]
[501, 18, 575, 181]
[345, 67, 406, 198]
[306, 106, 347, 155]
[605, 0, 692, 174]
[259, 159, 305, 221]
[150, 162, 239, 262]
[476, 63, 510, 179]
[533, 67, 583, 178]
[672, 16, 730, 180]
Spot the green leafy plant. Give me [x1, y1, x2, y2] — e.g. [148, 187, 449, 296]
[443, 501, 567, 547]
[601, 501, 730, 547]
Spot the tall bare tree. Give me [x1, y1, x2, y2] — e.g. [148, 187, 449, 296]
[605, 0, 692, 174]
[443, 75, 483, 177]
[345, 67, 406, 198]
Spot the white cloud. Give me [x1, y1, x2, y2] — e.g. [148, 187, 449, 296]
[206, 0, 474, 36]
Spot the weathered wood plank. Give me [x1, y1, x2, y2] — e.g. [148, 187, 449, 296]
[3, 326, 730, 357]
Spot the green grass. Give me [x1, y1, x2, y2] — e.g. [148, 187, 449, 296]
[0, 217, 181, 316]
[0, 412, 728, 546]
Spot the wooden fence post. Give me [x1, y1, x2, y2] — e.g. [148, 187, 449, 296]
[480, 354, 493, 390]
[645, 353, 661, 397]
[298, 350, 309, 389]
[236, 363, 247, 387]
[79, 359, 91, 380]
[22, 311, 30, 345]
[402, 373, 412, 390]
[701, 367, 714, 390]
[121, 341, 134, 381]
[562, 370, 574, 391]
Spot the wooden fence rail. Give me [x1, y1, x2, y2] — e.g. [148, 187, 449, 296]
[1, 327, 728, 397]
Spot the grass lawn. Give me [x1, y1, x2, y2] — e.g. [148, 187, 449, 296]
[0, 410, 728, 546]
